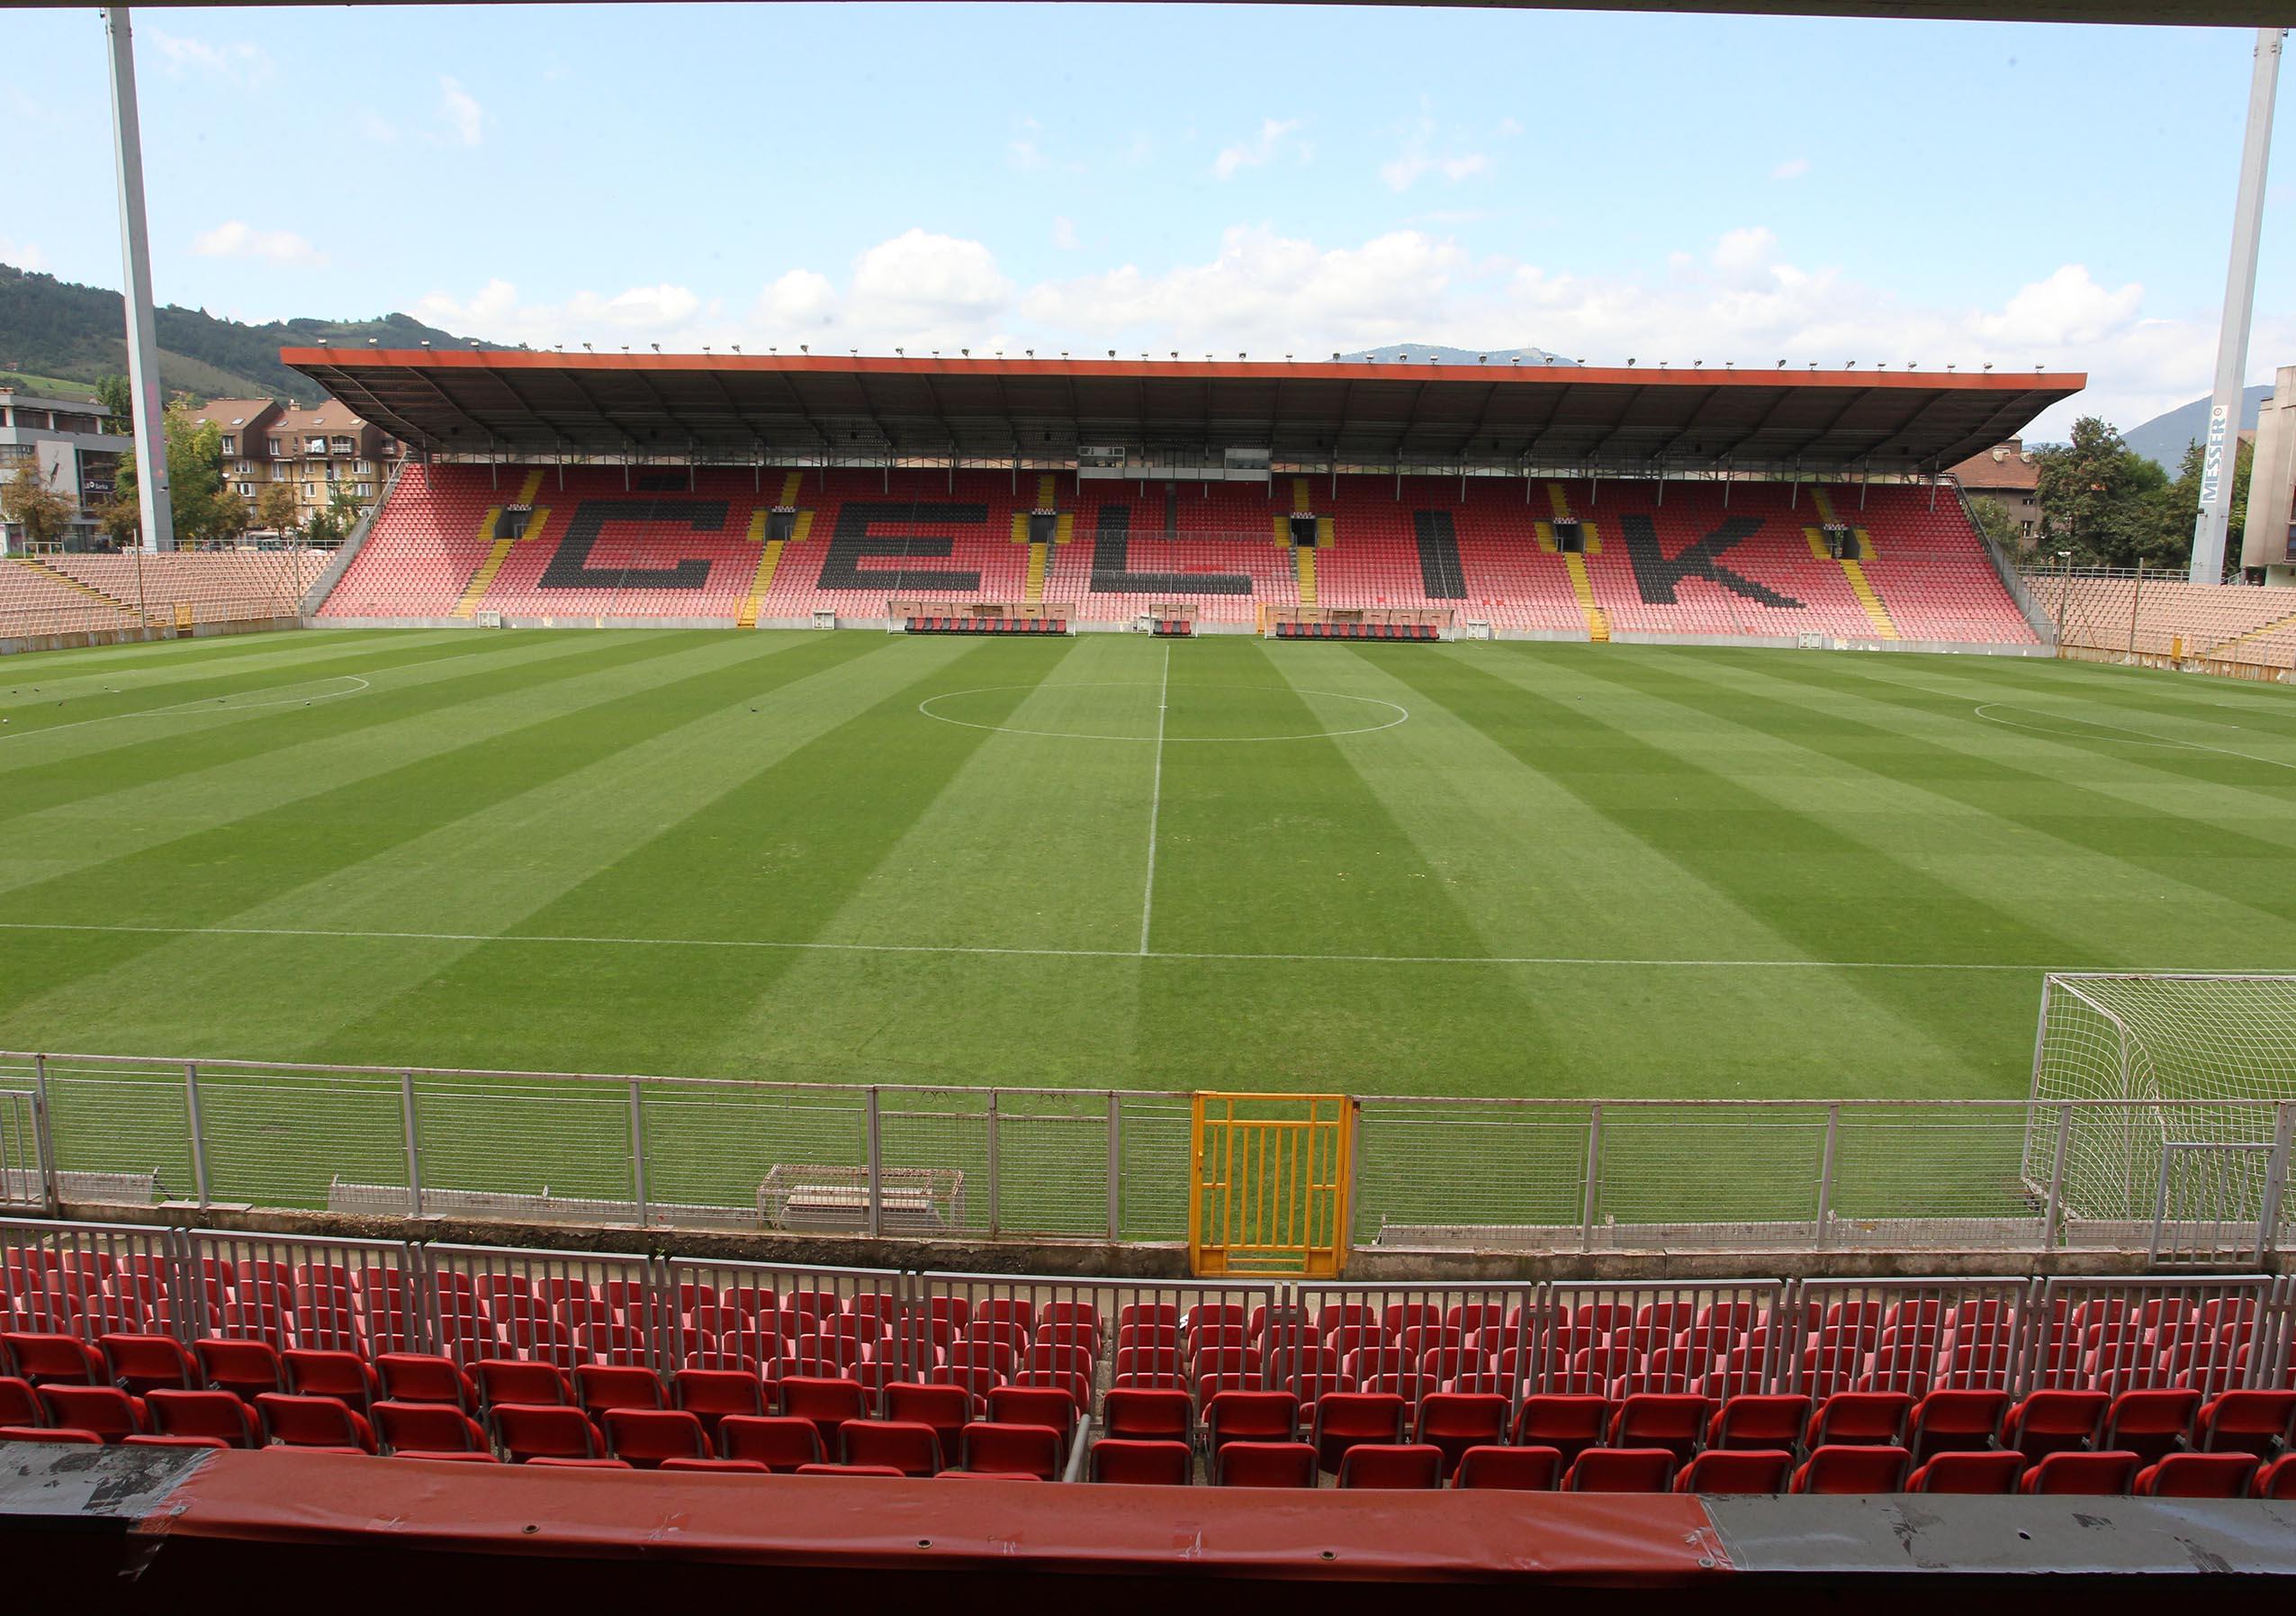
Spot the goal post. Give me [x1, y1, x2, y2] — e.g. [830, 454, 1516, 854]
[2026, 973, 2296, 1230]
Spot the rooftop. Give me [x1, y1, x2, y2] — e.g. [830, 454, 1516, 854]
[280, 349, 2085, 476]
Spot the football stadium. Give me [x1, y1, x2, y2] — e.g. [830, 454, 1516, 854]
[3, 1, 2295, 1602]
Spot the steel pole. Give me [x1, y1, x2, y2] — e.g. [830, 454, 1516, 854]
[102, 9, 176, 553]
[2190, 27, 2284, 584]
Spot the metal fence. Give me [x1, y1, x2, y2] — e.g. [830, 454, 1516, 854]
[2018, 564, 2296, 675]
[4, 1214, 2291, 1406]
[5, 1052, 2293, 1259]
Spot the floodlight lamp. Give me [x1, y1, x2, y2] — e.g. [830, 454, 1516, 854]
[1238, 352, 1246, 361]
[419, 339, 432, 348]
[367, 337, 378, 347]
[1024, 349, 1032, 358]
[1983, 363, 1994, 372]
[896, 348, 905, 357]
[650, 343, 661, 353]
[1626, 357, 1635, 366]
[1478, 354, 1487, 363]
[317, 337, 328, 346]
[1173, 352, 1180, 361]
[1330, 352, 1340, 361]
[582, 343, 593, 352]
[730, 345, 741, 354]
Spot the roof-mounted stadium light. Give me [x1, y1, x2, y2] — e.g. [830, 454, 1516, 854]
[1776, 360, 1785, 368]
[1172, 352, 1179, 361]
[896, 348, 905, 357]
[582, 343, 593, 352]
[731, 344, 741, 354]
[1106, 350, 1114, 359]
[651, 343, 661, 353]
[367, 337, 379, 347]
[1626, 357, 1634, 366]
[317, 337, 328, 346]
[1023, 349, 1032, 358]
[1238, 352, 1246, 360]
[963, 348, 971, 357]
[1330, 352, 1340, 361]
[1478, 354, 1487, 364]
[419, 339, 431, 348]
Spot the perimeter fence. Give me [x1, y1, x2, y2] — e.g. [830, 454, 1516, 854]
[5, 1052, 2291, 1261]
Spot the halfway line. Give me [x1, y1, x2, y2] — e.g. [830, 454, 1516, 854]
[0, 919, 2255, 976]
[1139, 642, 1169, 953]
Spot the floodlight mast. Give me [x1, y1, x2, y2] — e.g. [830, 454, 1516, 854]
[2190, 26, 2285, 586]
[104, 7, 174, 553]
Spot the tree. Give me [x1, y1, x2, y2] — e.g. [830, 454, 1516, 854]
[255, 481, 300, 535]
[302, 483, 367, 547]
[1967, 496, 2025, 554]
[2161, 438, 2255, 581]
[1, 454, 75, 550]
[111, 401, 232, 547]
[95, 492, 140, 549]
[2035, 416, 2174, 569]
[94, 375, 131, 435]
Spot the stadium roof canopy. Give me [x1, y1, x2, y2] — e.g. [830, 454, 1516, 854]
[282, 349, 2084, 477]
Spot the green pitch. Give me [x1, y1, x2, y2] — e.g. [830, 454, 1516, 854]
[1, 627, 2291, 1103]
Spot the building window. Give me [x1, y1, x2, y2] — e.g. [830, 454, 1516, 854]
[303, 483, 316, 499]
[267, 438, 283, 456]
[221, 437, 236, 455]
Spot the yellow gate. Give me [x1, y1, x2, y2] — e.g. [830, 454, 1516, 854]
[1188, 1093, 1355, 1277]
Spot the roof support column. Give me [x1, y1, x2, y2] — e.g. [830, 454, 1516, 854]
[103, 8, 175, 553]
[2191, 27, 2283, 584]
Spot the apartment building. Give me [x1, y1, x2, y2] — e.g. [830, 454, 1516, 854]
[0, 385, 131, 552]
[263, 402, 401, 526]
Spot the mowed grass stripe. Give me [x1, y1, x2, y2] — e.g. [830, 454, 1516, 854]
[1398, 645, 2084, 1092]
[1261, 643, 1795, 964]
[306, 638, 1065, 1080]
[0, 630, 686, 831]
[1634, 650, 2296, 955]
[0, 633, 818, 1021]
[1133, 637, 1565, 1091]
[1709, 654, 2296, 926]
[0, 632, 732, 904]
[806, 636, 1162, 953]
[7, 634, 899, 1071]
[1862, 651, 2296, 740]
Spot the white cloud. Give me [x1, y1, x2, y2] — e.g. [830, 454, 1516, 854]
[356, 110, 400, 144]
[1378, 115, 1491, 193]
[1212, 118, 1306, 180]
[405, 221, 2273, 442]
[1051, 216, 1081, 252]
[0, 236, 46, 272]
[147, 29, 272, 86]
[1772, 156, 1812, 181]
[1025, 226, 1472, 349]
[438, 77, 484, 146]
[191, 221, 327, 267]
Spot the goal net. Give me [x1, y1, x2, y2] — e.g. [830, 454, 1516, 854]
[2025, 973, 2296, 1223]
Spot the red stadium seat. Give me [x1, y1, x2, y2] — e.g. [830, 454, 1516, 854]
[1805, 1392, 1913, 1449]
[1792, 1444, 1910, 1494]
[603, 1407, 709, 1468]
[476, 1359, 572, 1410]
[1090, 1439, 1193, 1485]
[884, 1382, 974, 1459]
[838, 1418, 941, 1476]
[491, 1404, 603, 1464]
[0, 1376, 44, 1428]
[2104, 1388, 2201, 1466]
[0, 1425, 98, 1444]
[2255, 1454, 2296, 1499]
[717, 1414, 824, 1472]
[1455, 1444, 1562, 1490]
[194, 1338, 284, 1403]
[777, 1376, 868, 1449]
[2021, 1450, 2138, 1496]
[959, 1422, 1062, 1481]
[283, 1350, 378, 1413]
[2133, 1452, 2257, 1498]
[1310, 1390, 1404, 1474]
[1212, 1440, 1318, 1488]
[660, 1458, 770, 1474]
[1565, 1447, 1675, 1493]
[255, 1394, 375, 1453]
[1706, 1395, 1810, 1452]
[1103, 1386, 1194, 1447]
[5, 1332, 104, 1386]
[1204, 1390, 1298, 1456]
[1414, 1392, 1508, 1473]
[1514, 1395, 1609, 1467]
[1610, 1394, 1712, 1465]
[376, 1354, 478, 1412]
[1674, 1449, 1792, 1495]
[1907, 1389, 2009, 1465]
[1337, 1442, 1444, 1489]
[99, 1334, 199, 1396]
[574, 1364, 665, 1418]
[146, 1390, 258, 1449]
[1907, 1450, 2025, 1494]
[374, 1400, 489, 1455]
[41, 1385, 145, 1442]
[2004, 1391, 2110, 1462]
[2195, 1389, 2296, 1458]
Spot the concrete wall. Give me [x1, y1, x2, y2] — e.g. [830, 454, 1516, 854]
[0, 615, 299, 659]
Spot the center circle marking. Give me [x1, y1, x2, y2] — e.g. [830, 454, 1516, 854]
[916, 682, 1410, 742]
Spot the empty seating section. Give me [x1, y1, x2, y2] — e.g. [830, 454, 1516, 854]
[315, 465, 2038, 645]
[2039, 573, 2296, 666]
[1, 554, 328, 639]
[6, 1231, 2291, 1494]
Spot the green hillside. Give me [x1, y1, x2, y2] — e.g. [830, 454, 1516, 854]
[0, 261, 506, 402]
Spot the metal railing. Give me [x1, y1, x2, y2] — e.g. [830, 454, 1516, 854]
[3, 1214, 2291, 1406]
[6, 1051, 2293, 1259]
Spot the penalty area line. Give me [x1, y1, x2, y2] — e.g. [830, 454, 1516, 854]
[0, 919, 2256, 976]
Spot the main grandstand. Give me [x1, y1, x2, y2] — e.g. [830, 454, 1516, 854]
[293, 350, 2070, 646]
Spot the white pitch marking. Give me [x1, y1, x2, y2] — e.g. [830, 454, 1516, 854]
[0, 676, 372, 745]
[1972, 702, 2296, 771]
[1139, 645, 1170, 954]
[0, 918, 2262, 977]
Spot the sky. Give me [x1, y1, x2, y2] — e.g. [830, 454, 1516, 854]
[2, 5, 2291, 440]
